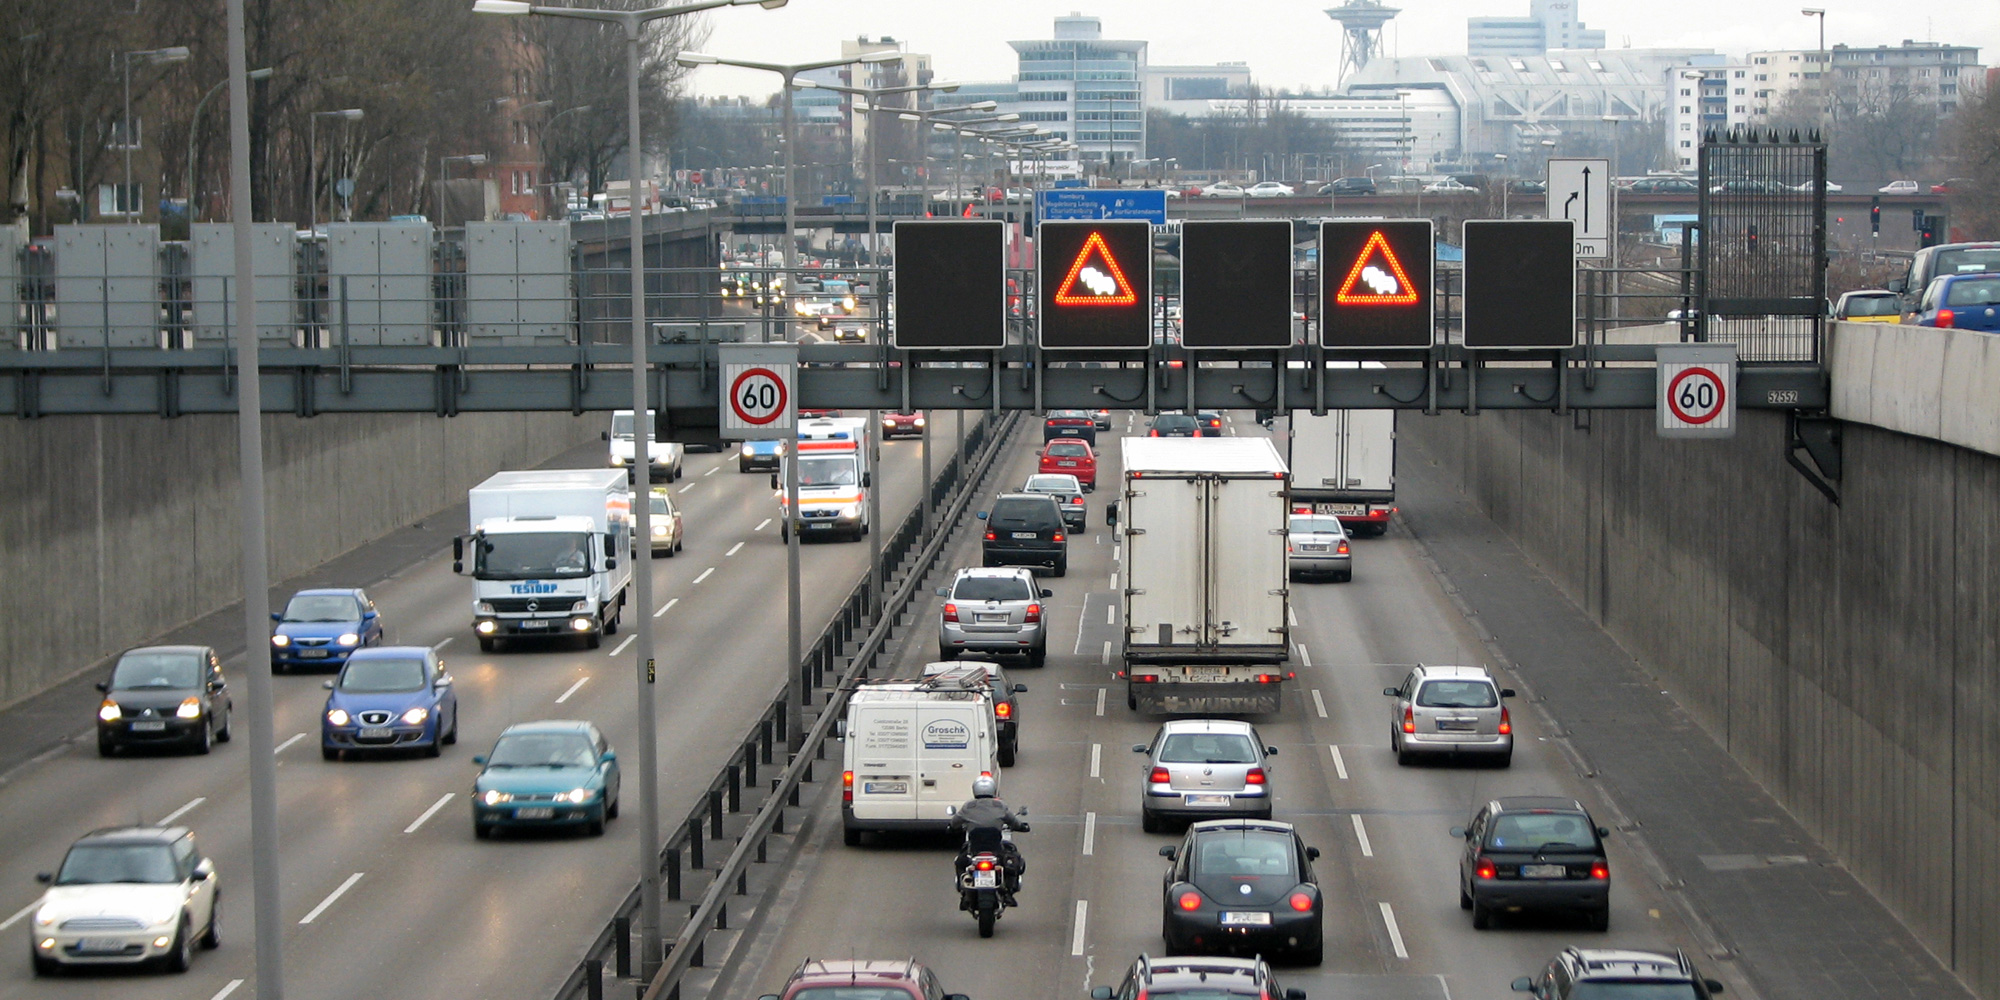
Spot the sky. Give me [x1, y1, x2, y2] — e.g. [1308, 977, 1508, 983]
[681, 0, 1998, 98]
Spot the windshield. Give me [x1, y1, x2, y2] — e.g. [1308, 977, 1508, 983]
[110, 652, 201, 690]
[1047, 442, 1089, 457]
[1148, 989, 1262, 1000]
[1193, 832, 1297, 878]
[1417, 680, 1499, 708]
[488, 733, 597, 767]
[1488, 812, 1599, 852]
[283, 594, 362, 622]
[1944, 277, 2000, 307]
[1841, 295, 1902, 318]
[648, 496, 671, 516]
[1934, 247, 2000, 276]
[56, 844, 179, 885]
[792, 989, 910, 1000]
[1024, 476, 1080, 494]
[798, 456, 858, 487]
[1290, 516, 1343, 535]
[338, 658, 426, 693]
[953, 577, 1034, 602]
[1160, 732, 1260, 764]
[476, 532, 594, 579]
[1567, 985, 1701, 1000]
[610, 412, 655, 439]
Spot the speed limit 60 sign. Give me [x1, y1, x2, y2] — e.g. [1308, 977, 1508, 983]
[1656, 344, 1735, 439]
[717, 343, 798, 439]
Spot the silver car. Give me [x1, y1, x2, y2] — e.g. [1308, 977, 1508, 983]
[1135, 719, 1276, 832]
[936, 567, 1051, 667]
[1021, 474, 1087, 531]
[1287, 514, 1351, 582]
[1383, 664, 1515, 766]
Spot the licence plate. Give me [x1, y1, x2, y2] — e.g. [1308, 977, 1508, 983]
[972, 870, 999, 888]
[299, 648, 329, 658]
[809, 523, 833, 530]
[1221, 911, 1273, 926]
[360, 727, 392, 739]
[1521, 864, 1567, 878]
[515, 807, 555, 820]
[976, 614, 1007, 624]
[1437, 719, 1478, 732]
[1298, 544, 1328, 552]
[75, 937, 128, 954]
[1184, 794, 1232, 807]
[863, 781, 907, 794]
[1320, 503, 1367, 516]
[518, 619, 551, 630]
[130, 720, 167, 732]
[1011, 531, 1038, 539]
[1059, 460, 1076, 466]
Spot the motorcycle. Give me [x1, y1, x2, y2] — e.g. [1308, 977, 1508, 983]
[955, 810, 1027, 938]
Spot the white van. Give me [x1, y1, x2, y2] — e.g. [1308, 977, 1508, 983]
[841, 674, 999, 846]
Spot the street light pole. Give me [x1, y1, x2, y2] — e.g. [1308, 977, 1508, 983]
[120, 46, 190, 220]
[307, 109, 364, 236]
[186, 66, 271, 223]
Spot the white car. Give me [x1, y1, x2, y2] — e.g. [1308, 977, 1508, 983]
[632, 488, 684, 555]
[31, 827, 219, 974]
[1198, 182, 1246, 198]
[1245, 181, 1295, 198]
[1878, 180, 1921, 195]
[1793, 180, 1844, 193]
[607, 409, 685, 482]
[1423, 177, 1481, 194]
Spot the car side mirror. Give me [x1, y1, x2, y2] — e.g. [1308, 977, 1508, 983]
[436, 674, 452, 687]
[605, 557, 618, 570]
[1887, 277, 1907, 293]
[760, 995, 782, 1000]
[452, 535, 467, 575]
[270, 611, 283, 622]
[1091, 989, 1114, 1000]
[1512, 978, 1535, 992]
[1450, 826, 1468, 838]
[1158, 845, 1177, 859]
[193, 858, 215, 879]
[1597, 826, 1611, 838]
[863, 472, 872, 488]
[1106, 502, 1119, 527]
[322, 680, 335, 690]
[1013, 684, 1027, 693]
[976, 511, 988, 520]
[472, 755, 488, 765]
[1382, 687, 1400, 697]
[363, 609, 379, 620]
[1133, 744, 1148, 753]
[601, 750, 618, 764]
[1284, 989, 1307, 1000]
[95, 681, 109, 694]
[1305, 846, 1320, 860]
[35, 872, 53, 885]
[601, 431, 611, 441]
[1041, 589, 1053, 598]
[1266, 746, 1278, 756]
[1704, 980, 1725, 994]
[1500, 687, 1516, 698]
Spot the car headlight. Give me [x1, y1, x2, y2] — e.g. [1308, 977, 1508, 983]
[326, 709, 351, 726]
[571, 599, 590, 613]
[476, 602, 495, 615]
[837, 506, 861, 519]
[33, 909, 54, 928]
[557, 788, 595, 804]
[652, 524, 669, 536]
[401, 707, 429, 726]
[176, 697, 203, 720]
[610, 455, 625, 466]
[913, 417, 925, 427]
[476, 620, 497, 634]
[481, 789, 513, 805]
[337, 633, 360, 646]
[741, 443, 755, 456]
[99, 700, 122, 722]
[651, 454, 668, 465]
[271, 634, 290, 647]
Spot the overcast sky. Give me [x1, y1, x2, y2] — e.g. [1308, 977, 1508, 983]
[680, 0, 1996, 97]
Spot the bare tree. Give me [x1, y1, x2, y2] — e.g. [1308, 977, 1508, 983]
[1945, 82, 1998, 239]
[529, 1, 706, 202]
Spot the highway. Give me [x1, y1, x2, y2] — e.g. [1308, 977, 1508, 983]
[0, 420, 962, 1000]
[733, 413, 1748, 1000]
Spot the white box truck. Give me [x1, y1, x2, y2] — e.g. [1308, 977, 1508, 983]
[605, 409, 685, 482]
[1114, 437, 1293, 713]
[841, 673, 999, 845]
[775, 417, 873, 541]
[455, 469, 634, 652]
[1288, 409, 1394, 536]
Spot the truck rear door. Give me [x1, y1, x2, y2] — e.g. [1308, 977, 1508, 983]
[1124, 475, 1204, 652]
[915, 702, 987, 820]
[1207, 474, 1288, 651]
[849, 705, 918, 821]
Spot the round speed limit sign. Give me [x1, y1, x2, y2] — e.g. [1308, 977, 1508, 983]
[728, 367, 789, 426]
[1666, 366, 1726, 425]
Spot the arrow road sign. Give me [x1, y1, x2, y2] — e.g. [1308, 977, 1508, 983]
[1546, 158, 1610, 258]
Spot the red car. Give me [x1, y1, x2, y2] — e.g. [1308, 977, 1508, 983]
[880, 411, 925, 439]
[1039, 438, 1097, 491]
[764, 959, 967, 1000]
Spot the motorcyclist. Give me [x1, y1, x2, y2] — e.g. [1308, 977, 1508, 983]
[950, 775, 1028, 899]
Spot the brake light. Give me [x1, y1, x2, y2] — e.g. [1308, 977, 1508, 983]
[1402, 706, 1416, 734]
[1591, 862, 1610, 880]
[984, 531, 996, 541]
[1178, 891, 1202, 911]
[1245, 767, 1266, 784]
[1288, 892, 1314, 912]
[1149, 430, 1160, 436]
[1025, 603, 1042, 623]
[842, 770, 854, 803]
[1476, 858, 1497, 879]
[943, 602, 959, 623]
[1150, 767, 1171, 783]
[1053, 532, 1065, 543]
[1938, 308, 1956, 328]
[1498, 706, 1512, 736]
[976, 858, 996, 872]
[1336, 540, 1349, 555]
[1255, 674, 1280, 683]
[1130, 674, 1157, 683]
[995, 701, 1013, 719]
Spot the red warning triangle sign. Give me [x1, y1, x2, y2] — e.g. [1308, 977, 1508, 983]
[1053, 231, 1139, 307]
[1333, 230, 1421, 306]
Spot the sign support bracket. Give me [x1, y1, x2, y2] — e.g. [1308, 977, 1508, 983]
[1312, 344, 1326, 417]
[1465, 354, 1480, 416]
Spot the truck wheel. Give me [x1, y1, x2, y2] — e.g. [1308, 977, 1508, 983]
[843, 826, 862, 847]
[478, 636, 495, 653]
[585, 631, 601, 650]
[1127, 687, 1139, 711]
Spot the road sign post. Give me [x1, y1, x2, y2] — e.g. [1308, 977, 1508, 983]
[1656, 344, 1736, 438]
[1547, 158, 1611, 259]
[1037, 220, 1152, 350]
[892, 220, 1005, 349]
[718, 343, 797, 439]
[1463, 220, 1577, 350]
[1319, 220, 1435, 349]
[1181, 220, 1293, 350]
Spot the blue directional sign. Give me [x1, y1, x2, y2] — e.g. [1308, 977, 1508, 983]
[1035, 188, 1168, 225]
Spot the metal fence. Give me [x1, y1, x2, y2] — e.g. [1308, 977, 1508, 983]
[1699, 128, 1828, 363]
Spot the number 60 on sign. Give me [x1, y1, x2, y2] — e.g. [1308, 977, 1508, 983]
[717, 344, 798, 438]
[1655, 344, 1735, 439]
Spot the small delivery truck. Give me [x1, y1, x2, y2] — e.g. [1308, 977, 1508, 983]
[455, 469, 633, 652]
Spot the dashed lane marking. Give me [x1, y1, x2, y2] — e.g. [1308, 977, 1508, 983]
[208, 981, 245, 1000]
[1378, 901, 1408, 959]
[1071, 900, 1089, 956]
[1089, 744, 1101, 778]
[556, 677, 589, 703]
[157, 797, 205, 826]
[405, 793, 454, 834]
[607, 635, 636, 657]
[755, 518, 771, 531]
[1312, 689, 1328, 719]
[654, 598, 679, 618]
[726, 541, 745, 557]
[1083, 812, 1097, 856]
[274, 733, 307, 755]
[299, 872, 365, 924]
[1329, 745, 1349, 780]
[692, 567, 715, 584]
[1095, 688, 1106, 717]
[1352, 814, 1374, 857]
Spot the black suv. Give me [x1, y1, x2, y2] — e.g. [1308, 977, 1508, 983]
[981, 493, 1069, 576]
[1148, 413, 1199, 438]
[1454, 795, 1611, 930]
[1513, 947, 1726, 999]
[1319, 176, 1376, 196]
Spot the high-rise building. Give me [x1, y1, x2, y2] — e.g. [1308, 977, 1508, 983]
[1468, 0, 1606, 56]
[1827, 40, 1983, 118]
[1007, 14, 1147, 167]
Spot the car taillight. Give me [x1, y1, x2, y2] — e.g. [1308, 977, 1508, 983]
[1938, 308, 1956, 328]
[1336, 540, 1349, 555]
[1178, 891, 1202, 911]
[1245, 767, 1266, 784]
[1149, 767, 1171, 783]
[984, 531, 996, 541]
[1288, 892, 1314, 912]
[1149, 430, 1160, 436]
[995, 701, 1013, 719]
[1591, 862, 1610, 880]
[1402, 706, 1416, 734]
[1255, 674, 1280, 683]
[1130, 674, 1157, 683]
[1053, 532, 1065, 543]
[842, 770, 854, 803]
[1025, 603, 1042, 623]
[943, 602, 959, 623]
[1476, 857, 1497, 879]
[1498, 706, 1512, 735]
[976, 858, 996, 872]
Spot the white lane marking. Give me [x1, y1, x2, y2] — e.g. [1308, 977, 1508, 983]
[755, 518, 772, 531]
[208, 980, 245, 1000]
[678, 482, 696, 493]
[1297, 644, 1313, 668]
[1082, 812, 1097, 856]
[1106, 605, 1115, 624]
[692, 567, 715, 584]
[654, 598, 679, 618]
[1378, 901, 1409, 959]
[1110, 571, 1119, 590]
[1113, 545, 1121, 563]
[1094, 688, 1106, 717]
[726, 541, 745, 557]
[1073, 598, 1090, 655]
[274, 733, 307, 755]
[404, 793, 455, 834]
[1287, 605, 1297, 627]
[1311, 689, 1328, 719]
[157, 797, 205, 826]
[1101, 641, 1111, 666]
[1329, 745, 1349, 780]
[299, 872, 365, 924]
[1089, 743, 1101, 778]
[607, 635, 636, 657]
[556, 677, 589, 703]
[435, 636, 455, 650]
[0, 901, 39, 931]
[704, 466, 718, 476]
[1070, 900, 1089, 956]
[1352, 814, 1375, 857]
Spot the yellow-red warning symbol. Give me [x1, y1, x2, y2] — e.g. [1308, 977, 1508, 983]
[1052, 231, 1139, 307]
[1333, 230, 1421, 306]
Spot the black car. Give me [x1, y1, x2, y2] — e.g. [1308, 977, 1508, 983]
[1195, 411, 1225, 437]
[1513, 947, 1726, 999]
[1318, 176, 1376, 196]
[980, 493, 1069, 576]
[1159, 819, 1323, 965]
[1506, 180, 1547, 195]
[1149, 413, 1199, 438]
[1044, 410, 1097, 444]
[95, 645, 233, 756]
[1629, 177, 1699, 194]
[1454, 795, 1611, 930]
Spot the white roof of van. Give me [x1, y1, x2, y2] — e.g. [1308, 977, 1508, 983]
[1121, 436, 1289, 476]
[475, 469, 627, 491]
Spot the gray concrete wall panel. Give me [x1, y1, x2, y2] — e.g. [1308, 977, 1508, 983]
[1402, 407, 2000, 1000]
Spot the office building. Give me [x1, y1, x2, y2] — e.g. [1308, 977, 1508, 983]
[1468, 0, 1606, 56]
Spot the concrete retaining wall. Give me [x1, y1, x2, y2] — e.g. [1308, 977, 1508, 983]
[0, 411, 596, 707]
[1404, 407, 2000, 1000]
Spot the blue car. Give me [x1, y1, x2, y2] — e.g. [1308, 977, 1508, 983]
[320, 646, 457, 760]
[1913, 273, 2000, 333]
[271, 588, 383, 673]
[738, 437, 785, 473]
[472, 721, 622, 838]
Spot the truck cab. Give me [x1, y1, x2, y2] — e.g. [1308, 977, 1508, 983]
[456, 470, 634, 653]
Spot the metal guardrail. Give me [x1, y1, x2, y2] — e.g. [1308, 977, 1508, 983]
[549, 410, 1014, 1000]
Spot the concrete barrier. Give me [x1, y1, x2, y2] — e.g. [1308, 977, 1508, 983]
[1403, 406, 2000, 1000]
[0, 411, 595, 707]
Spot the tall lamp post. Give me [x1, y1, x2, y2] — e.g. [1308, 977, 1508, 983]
[472, 0, 787, 985]
[792, 77, 960, 265]
[120, 46, 191, 220]
[1494, 152, 1508, 218]
[186, 66, 272, 223]
[307, 108, 364, 236]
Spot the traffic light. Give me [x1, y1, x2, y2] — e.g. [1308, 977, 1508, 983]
[1870, 197, 1881, 233]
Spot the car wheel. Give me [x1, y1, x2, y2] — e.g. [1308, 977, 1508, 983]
[424, 734, 441, 758]
[200, 894, 221, 949]
[443, 711, 458, 745]
[843, 826, 862, 847]
[1495, 751, 1512, 769]
[1471, 900, 1493, 930]
[1140, 810, 1161, 834]
[1027, 649, 1046, 669]
[164, 916, 193, 972]
[478, 636, 495, 653]
[606, 793, 620, 820]
[585, 631, 601, 650]
[272, 661, 287, 676]
[1459, 881, 1474, 910]
[938, 647, 958, 661]
[30, 949, 59, 976]
[193, 719, 213, 756]
[474, 822, 494, 840]
[1337, 571, 1351, 584]
[587, 812, 606, 837]
[98, 737, 116, 758]
[322, 747, 339, 762]
[215, 707, 232, 743]
[1296, 940, 1324, 967]
[1052, 558, 1067, 578]
[674, 536, 684, 553]
[1127, 688, 1139, 711]
[1587, 907, 1610, 932]
[998, 738, 1016, 768]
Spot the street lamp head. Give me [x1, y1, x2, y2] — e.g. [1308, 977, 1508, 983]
[677, 52, 719, 66]
[731, 0, 788, 6]
[993, 113, 1020, 122]
[857, 51, 900, 64]
[791, 79, 819, 89]
[470, 0, 532, 14]
[1800, 7, 1824, 15]
[933, 123, 954, 132]
[965, 100, 998, 111]
[146, 46, 193, 63]
[929, 81, 963, 92]
[336, 108, 365, 120]
[463, 154, 489, 166]
[247, 67, 274, 81]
